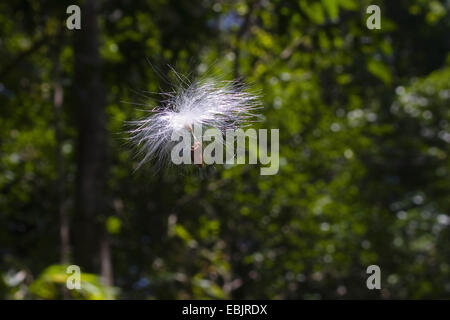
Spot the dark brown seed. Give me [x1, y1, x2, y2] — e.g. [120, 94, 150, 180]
[191, 141, 204, 168]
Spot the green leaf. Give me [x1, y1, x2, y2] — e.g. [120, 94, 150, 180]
[367, 59, 392, 84]
[338, 0, 358, 11]
[322, 0, 339, 20]
[106, 216, 122, 235]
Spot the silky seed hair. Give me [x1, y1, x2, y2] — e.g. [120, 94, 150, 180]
[126, 72, 262, 169]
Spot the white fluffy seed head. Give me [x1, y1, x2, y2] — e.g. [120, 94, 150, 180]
[126, 77, 262, 169]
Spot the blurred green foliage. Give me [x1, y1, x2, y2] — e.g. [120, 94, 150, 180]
[0, 0, 449, 299]
[29, 265, 116, 299]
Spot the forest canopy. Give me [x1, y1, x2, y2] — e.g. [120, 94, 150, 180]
[0, 0, 449, 299]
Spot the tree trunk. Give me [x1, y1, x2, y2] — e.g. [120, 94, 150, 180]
[73, 0, 113, 286]
[53, 40, 71, 299]
[53, 52, 70, 265]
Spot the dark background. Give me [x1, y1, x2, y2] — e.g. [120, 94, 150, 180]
[0, 0, 449, 299]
